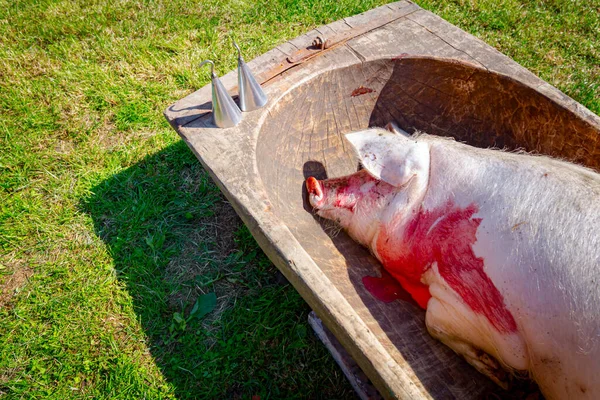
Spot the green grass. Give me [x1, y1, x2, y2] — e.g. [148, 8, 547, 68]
[0, 0, 598, 398]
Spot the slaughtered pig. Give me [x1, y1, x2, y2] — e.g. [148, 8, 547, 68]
[305, 126, 600, 399]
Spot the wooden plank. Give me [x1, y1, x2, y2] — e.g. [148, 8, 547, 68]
[308, 311, 384, 400]
[344, 17, 474, 63]
[165, 3, 600, 399]
[405, 10, 541, 86]
[166, 0, 423, 129]
[287, 28, 321, 51]
[343, 1, 413, 28]
[325, 18, 355, 35]
[275, 41, 299, 56]
[315, 24, 337, 37]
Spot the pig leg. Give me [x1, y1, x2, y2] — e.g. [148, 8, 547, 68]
[423, 266, 529, 389]
[426, 297, 512, 388]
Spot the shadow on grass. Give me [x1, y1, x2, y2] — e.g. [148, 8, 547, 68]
[81, 141, 355, 399]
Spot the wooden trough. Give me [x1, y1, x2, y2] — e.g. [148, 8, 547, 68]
[165, 2, 600, 399]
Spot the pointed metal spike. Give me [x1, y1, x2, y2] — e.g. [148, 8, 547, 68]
[233, 39, 268, 112]
[200, 60, 242, 128]
[211, 74, 242, 128]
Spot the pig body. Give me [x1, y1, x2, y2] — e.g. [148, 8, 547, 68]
[305, 128, 600, 399]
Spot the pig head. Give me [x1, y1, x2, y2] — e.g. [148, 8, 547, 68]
[305, 126, 600, 400]
[306, 129, 430, 251]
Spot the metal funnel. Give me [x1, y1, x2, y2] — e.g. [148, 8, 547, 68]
[233, 39, 268, 112]
[199, 60, 242, 128]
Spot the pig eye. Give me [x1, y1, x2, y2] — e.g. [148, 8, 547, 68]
[357, 162, 364, 171]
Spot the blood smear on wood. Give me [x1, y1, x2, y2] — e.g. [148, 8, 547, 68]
[351, 86, 375, 97]
[362, 270, 415, 305]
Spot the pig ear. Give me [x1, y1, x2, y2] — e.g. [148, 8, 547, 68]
[345, 128, 429, 187]
[384, 122, 410, 138]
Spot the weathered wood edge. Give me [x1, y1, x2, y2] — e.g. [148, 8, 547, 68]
[164, 3, 600, 399]
[173, 45, 425, 399]
[164, 1, 419, 129]
[165, 2, 600, 132]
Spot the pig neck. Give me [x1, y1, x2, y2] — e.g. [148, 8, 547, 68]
[369, 166, 430, 261]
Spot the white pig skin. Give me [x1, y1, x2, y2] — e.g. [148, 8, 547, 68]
[307, 127, 600, 399]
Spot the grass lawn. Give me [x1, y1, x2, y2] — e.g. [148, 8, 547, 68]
[0, 0, 598, 398]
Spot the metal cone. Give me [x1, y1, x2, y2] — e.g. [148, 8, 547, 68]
[200, 60, 242, 128]
[234, 40, 268, 112]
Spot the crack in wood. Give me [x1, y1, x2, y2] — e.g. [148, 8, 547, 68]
[360, 62, 413, 131]
[328, 71, 347, 154]
[405, 14, 489, 71]
[342, 19, 355, 30]
[296, 84, 316, 162]
[345, 43, 367, 63]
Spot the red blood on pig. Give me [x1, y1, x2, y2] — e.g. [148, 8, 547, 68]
[306, 170, 397, 215]
[377, 200, 517, 333]
[304, 126, 600, 399]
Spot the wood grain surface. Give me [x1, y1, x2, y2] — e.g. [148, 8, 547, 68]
[165, 3, 600, 399]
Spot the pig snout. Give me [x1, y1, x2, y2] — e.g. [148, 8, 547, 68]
[305, 169, 404, 249]
[306, 170, 377, 213]
[306, 177, 324, 208]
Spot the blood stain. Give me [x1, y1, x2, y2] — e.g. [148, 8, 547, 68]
[362, 269, 416, 305]
[351, 86, 375, 97]
[376, 200, 518, 333]
[392, 53, 410, 60]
